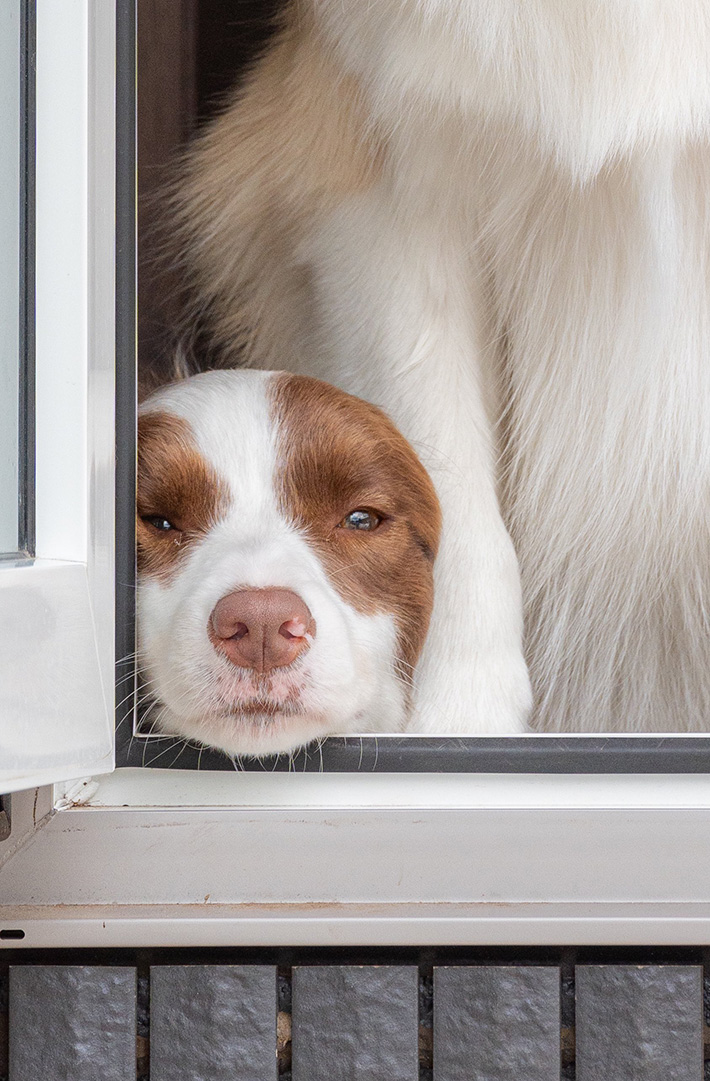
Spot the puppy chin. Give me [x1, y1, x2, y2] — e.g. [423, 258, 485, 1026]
[152, 701, 346, 758]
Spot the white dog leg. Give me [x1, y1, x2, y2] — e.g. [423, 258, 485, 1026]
[299, 186, 532, 733]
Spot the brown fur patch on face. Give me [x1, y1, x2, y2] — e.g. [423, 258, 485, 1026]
[137, 411, 229, 580]
[271, 375, 441, 676]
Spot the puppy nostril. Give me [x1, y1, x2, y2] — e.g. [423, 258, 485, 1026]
[279, 618, 308, 640]
[229, 622, 249, 641]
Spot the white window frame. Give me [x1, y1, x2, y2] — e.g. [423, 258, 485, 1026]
[0, 0, 115, 795]
[2, 0, 710, 950]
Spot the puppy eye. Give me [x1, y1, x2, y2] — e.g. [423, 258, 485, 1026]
[142, 515, 177, 532]
[339, 508, 382, 531]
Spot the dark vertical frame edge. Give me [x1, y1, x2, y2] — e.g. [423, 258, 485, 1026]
[18, 0, 36, 555]
[115, 0, 137, 759]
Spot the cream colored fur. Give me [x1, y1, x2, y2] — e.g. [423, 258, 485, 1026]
[175, 0, 710, 732]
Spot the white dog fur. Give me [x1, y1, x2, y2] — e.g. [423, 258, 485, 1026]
[176, 0, 710, 733]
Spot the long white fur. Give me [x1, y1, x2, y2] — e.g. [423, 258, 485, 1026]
[138, 371, 404, 756]
[181, 0, 710, 732]
[298, 132, 532, 733]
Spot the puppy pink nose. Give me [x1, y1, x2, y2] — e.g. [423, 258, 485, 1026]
[209, 588, 315, 672]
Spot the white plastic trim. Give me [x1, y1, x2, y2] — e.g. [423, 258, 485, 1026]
[0, 0, 115, 794]
[3, 772, 710, 945]
[2, 904, 710, 948]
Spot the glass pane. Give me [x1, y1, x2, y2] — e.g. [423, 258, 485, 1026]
[0, 3, 20, 554]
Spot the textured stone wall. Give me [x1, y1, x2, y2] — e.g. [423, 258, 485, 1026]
[1, 948, 708, 1079]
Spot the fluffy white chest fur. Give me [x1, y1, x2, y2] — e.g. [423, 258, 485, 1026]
[176, 0, 710, 733]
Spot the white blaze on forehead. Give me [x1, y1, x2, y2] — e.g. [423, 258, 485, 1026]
[140, 369, 278, 529]
[139, 369, 330, 604]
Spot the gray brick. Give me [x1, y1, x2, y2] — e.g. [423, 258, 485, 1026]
[434, 966, 560, 1081]
[576, 965, 703, 1081]
[150, 964, 277, 1081]
[9, 965, 136, 1081]
[292, 965, 418, 1081]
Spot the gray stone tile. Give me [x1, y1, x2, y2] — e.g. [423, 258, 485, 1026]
[576, 965, 703, 1081]
[292, 965, 418, 1081]
[434, 966, 560, 1080]
[150, 964, 277, 1081]
[9, 965, 136, 1081]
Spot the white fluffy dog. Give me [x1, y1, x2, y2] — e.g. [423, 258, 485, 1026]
[175, 0, 710, 734]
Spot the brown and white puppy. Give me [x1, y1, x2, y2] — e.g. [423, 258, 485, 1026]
[137, 369, 440, 756]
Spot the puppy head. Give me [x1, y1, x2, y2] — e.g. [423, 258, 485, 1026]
[136, 370, 440, 757]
